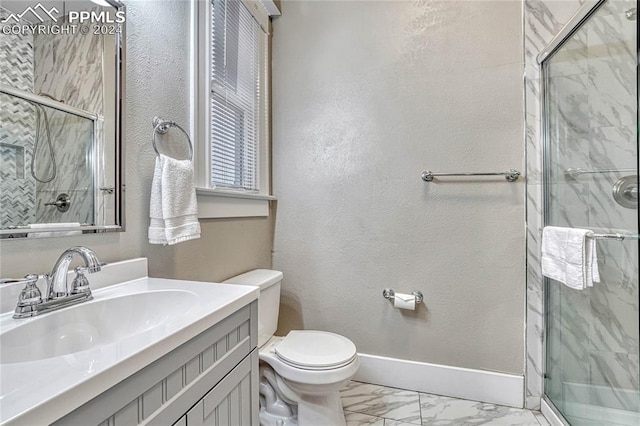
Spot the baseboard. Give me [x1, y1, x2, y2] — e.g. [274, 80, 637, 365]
[354, 353, 524, 408]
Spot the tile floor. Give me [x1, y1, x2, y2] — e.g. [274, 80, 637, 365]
[341, 382, 551, 426]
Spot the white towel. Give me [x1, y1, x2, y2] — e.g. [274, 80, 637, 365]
[541, 226, 600, 290]
[148, 154, 201, 245]
[28, 222, 82, 238]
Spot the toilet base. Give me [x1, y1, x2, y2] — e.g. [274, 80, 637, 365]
[294, 391, 346, 426]
[259, 363, 348, 426]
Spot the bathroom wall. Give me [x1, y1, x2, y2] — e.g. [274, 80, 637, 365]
[272, 1, 525, 374]
[0, 0, 273, 283]
[0, 6, 36, 228]
[524, 0, 639, 413]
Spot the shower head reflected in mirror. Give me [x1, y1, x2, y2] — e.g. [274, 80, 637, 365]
[625, 8, 636, 20]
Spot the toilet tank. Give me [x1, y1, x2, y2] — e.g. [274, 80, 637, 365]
[223, 269, 283, 347]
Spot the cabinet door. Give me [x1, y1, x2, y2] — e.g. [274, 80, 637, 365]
[187, 350, 258, 426]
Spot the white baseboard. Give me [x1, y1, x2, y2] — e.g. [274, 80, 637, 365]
[354, 353, 524, 408]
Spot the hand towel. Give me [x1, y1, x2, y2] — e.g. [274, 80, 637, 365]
[148, 154, 201, 245]
[28, 222, 82, 238]
[541, 226, 600, 290]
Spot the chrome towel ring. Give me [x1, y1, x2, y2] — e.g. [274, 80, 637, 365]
[152, 116, 193, 161]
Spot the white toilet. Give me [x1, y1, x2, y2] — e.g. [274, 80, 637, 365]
[223, 269, 359, 426]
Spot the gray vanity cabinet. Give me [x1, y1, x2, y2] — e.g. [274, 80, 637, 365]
[54, 301, 259, 426]
[181, 350, 256, 426]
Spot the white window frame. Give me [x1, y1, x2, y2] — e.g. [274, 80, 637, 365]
[191, 0, 275, 218]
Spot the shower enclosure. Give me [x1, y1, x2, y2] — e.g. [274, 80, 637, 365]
[539, 0, 639, 424]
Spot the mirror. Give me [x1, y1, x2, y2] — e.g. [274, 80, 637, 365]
[0, 0, 124, 238]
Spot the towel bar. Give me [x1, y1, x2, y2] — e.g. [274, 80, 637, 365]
[564, 167, 636, 178]
[421, 169, 521, 182]
[590, 233, 640, 241]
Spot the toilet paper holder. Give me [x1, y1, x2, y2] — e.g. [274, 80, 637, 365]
[382, 288, 423, 304]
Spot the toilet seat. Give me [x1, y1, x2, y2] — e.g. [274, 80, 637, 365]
[275, 331, 357, 371]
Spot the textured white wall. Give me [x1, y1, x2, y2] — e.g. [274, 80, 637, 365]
[272, 0, 525, 374]
[0, 0, 273, 282]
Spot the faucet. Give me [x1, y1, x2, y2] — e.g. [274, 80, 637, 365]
[8, 247, 105, 319]
[45, 246, 104, 299]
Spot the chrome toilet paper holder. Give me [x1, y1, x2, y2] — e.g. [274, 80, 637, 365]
[382, 288, 423, 304]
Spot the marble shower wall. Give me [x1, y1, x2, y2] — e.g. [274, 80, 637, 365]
[524, 0, 639, 414]
[0, 7, 36, 229]
[32, 13, 104, 224]
[31, 107, 95, 225]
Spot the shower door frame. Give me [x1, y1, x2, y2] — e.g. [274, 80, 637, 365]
[537, 0, 639, 422]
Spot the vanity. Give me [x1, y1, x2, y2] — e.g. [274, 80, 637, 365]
[0, 258, 260, 425]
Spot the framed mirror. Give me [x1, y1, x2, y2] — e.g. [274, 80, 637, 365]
[0, 0, 124, 238]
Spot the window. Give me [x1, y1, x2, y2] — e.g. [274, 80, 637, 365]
[210, 0, 261, 191]
[193, 0, 279, 217]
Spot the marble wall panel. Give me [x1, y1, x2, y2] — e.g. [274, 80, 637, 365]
[0, 7, 36, 229]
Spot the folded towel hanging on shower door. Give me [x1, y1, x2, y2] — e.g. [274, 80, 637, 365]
[541, 226, 600, 290]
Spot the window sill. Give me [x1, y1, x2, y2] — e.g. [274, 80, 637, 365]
[195, 187, 275, 219]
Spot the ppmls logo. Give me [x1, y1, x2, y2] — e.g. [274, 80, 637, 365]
[1, 3, 59, 24]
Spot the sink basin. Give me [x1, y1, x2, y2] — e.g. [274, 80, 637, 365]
[0, 290, 197, 364]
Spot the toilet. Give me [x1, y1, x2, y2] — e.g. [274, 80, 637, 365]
[223, 269, 359, 426]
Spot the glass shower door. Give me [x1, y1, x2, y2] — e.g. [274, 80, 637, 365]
[542, 0, 639, 424]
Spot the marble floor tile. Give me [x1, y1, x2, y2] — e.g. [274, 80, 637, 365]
[341, 381, 551, 426]
[341, 382, 422, 424]
[345, 410, 385, 426]
[385, 420, 422, 426]
[419, 393, 540, 425]
[344, 410, 419, 426]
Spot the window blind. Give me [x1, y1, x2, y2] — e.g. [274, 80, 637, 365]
[210, 0, 263, 191]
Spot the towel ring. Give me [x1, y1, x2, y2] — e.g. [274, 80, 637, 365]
[152, 116, 193, 161]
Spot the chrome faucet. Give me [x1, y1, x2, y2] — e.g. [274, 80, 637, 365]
[8, 246, 105, 319]
[45, 246, 103, 299]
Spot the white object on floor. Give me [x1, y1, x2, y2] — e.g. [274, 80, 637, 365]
[27, 222, 82, 238]
[148, 154, 201, 245]
[223, 269, 359, 426]
[541, 226, 600, 290]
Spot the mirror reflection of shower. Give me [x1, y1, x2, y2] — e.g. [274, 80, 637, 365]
[29, 94, 60, 183]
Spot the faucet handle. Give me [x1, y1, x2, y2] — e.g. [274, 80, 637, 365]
[14, 274, 43, 317]
[70, 267, 92, 298]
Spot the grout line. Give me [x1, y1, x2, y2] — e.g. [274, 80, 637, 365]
[350, 380, 420, 395]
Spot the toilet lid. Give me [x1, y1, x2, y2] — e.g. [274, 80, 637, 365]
[275, 330, 357, 370]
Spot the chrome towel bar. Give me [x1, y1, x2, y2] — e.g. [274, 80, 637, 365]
[421, 169, 521, 182]
[564, 167, 636, 178]
[590, 233, 639, 241]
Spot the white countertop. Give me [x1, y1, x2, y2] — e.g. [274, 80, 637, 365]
[0, 266, 258, 425]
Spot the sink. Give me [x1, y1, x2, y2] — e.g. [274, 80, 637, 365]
[0, 290, 197, 364]
[0, 260, 259, 426]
